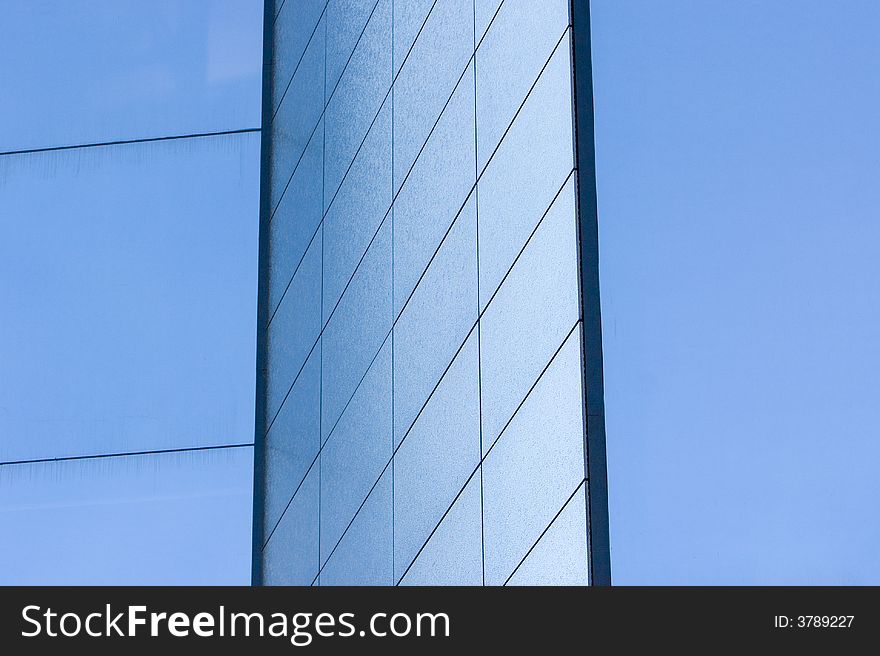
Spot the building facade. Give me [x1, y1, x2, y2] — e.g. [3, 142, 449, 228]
[253, 0, 608, 585]
[0, 1, 262, 584]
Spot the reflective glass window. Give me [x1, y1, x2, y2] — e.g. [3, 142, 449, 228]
[324, 0, 391, 206]
[0, 135, 259, 462]
[479, 175, 579, 447]
[0, 448, 253, 585]
[0, 0, 262, 151]
[263, 460, 320, 585]
[393, 0, 473, 190]
[482, 329, 586, 585]
[323, 98, 392, 322]
[320, 340, 393, 562]
[507, 483, 589, 586]
[266, 230, 322, 424]
[393, 197, 478, 440]
[392, 69, 476, 317]
[320, 468, 393, 585]
[477, 34, 574, 309]
[400, 471, 483, 586]
[475, 0, 569, 169]
[393, 332, 481, 579]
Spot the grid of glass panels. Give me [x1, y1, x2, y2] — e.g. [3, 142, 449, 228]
[0, 1, 262, 584]
[260, 0, 591, 586]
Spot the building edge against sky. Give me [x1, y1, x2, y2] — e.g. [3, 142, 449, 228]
[252, 0, 610, 586]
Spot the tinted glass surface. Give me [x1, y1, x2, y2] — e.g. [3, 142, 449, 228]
[259, 0, 591, 586]
[0, 0, 262, 151]
[0, 2, 262, 584]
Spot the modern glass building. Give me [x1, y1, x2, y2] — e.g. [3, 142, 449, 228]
[0, 1, 263, 584]
[253, 0, 610, 585]
[6, 0, 877, 587]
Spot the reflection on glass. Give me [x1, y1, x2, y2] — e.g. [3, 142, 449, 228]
[392, 0, 472, 189]
[0, 448, 254, 585]
[482, 329, 586, 585]
[260, 0, 592, 587]
[0, 134, 260, 462]
[400, 472, 484, 586]
[0, 0, 262, 151]
[321, 469, 393, 586]
[393, 197, 478, 440]
[394, 333, 481, 579]
[320, 340, 392, 563]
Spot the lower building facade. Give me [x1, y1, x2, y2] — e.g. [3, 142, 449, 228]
[253, 0, 608, 586]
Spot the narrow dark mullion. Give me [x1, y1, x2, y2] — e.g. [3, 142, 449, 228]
[570, 0, 612, 587]
[0, 128, 260, 158]
[251, 0, 277, 587]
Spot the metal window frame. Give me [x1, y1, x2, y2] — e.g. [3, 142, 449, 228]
[571, 0, 612, 586]
[251, 0, 277, 587]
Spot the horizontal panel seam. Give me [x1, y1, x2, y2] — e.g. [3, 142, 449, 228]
[0, 442, 254, 467]
[0, 128, 260, 158]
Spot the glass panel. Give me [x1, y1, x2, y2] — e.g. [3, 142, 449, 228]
[320, 468, 393, 585]
[0, 0, 262, 152]
[263, 459, 320, 585]
[392, 0, 434, 76]
[0, 447, 253, 585]
[477, 33, 574, 309]
[474, 0, 503, 43]
[324, 0, 392, 207]
[257, 0, 592, 587]
[268, 117, 324, 318]
[393, 196, 478, 440]
[266, 229, 322, 425]
[475, 0, 568, 169]
[393, 0, 473, 191]
[393, 69, 476, 317]
[263, 345, 321, 534]
[399, 470, 483, 586]
[272, 0, 326, 113]
[323, 98, 392, 323]
[326, 0, 378, 99]
[320, 340, 392, 562]
[0, 134, 259, 462]
[507, 483, 589, 586]
[393, 332, 481, 580]
[271, 13, 325, 212]
[321, 218, 393, 438]
[593, 0, 880, 584]
[482, 329, 586, 585]
[479, 175, 579, 447]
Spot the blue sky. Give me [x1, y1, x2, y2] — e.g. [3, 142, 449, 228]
[592, 0, 880, 583]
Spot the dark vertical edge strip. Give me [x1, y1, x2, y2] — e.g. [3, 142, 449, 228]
[570, 0, 611, 586]
[251, 0, 276, 587]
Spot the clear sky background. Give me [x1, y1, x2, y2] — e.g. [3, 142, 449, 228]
[592, 0, 880, 583]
